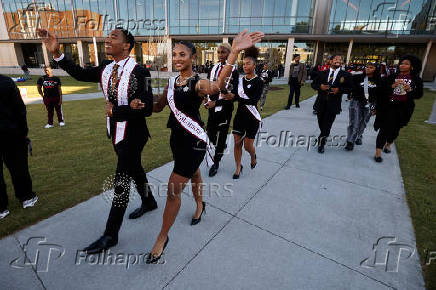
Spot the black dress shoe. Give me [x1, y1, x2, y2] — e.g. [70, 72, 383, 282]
[374, 156, 383, 163]
[284, 106, 290, 110]
[191, 201, 206, 225]
[232, 165, 243, 179]
[313, 110, 318, 115]
[383, 147, 391, 154]
[355, 139, 363, 145]
[295, 104, 300, 108]
[128, 202, 157, 219]
[83, 235, 118, 254]
[146, 236, 169, 264]
[208, 163, 219, 177]
[318, 145, 325, 154]
[345, 142, 354, 151]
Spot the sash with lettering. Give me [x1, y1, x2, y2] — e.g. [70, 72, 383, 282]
[208, 63, 235, 112]
[238, 77, 262, 122]
[167, 76, 215, 167]
[101, 57, 137, 144]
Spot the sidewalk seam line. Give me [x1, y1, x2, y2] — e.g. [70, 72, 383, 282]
[162, 149, 297, 289]
[12, 235, 47, 290]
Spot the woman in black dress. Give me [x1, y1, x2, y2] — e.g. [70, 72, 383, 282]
[232, 46, 263, 179]
[131, 30, 264, 263]
[373, 55, 423, 162]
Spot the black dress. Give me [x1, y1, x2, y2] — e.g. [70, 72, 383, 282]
[232, 76, 263, 139]
[167, 75, 206, 178]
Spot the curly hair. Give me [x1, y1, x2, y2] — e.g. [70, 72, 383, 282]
[243, 46, 259, 62]
[399, 55, 422, 76]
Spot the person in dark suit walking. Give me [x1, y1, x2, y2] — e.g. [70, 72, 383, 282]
[37, 27, 158, 254]
[286, 54, 307, 109]
[205, 43, 239, 177]
[0, 75, 38, 219]
[311, 55, 352, 153]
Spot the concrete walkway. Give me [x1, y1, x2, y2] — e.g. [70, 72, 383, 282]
[0, 96, 424, 290]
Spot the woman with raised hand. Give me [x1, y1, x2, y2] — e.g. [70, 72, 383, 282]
[231, 46, 263, 179]
[130, 29, 263, 264]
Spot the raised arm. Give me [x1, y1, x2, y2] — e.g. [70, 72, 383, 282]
[196, 29, 264, 97]
[37, 29, 103, 82]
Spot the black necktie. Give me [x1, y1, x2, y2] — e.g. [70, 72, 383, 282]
[328, 71, 334, 85]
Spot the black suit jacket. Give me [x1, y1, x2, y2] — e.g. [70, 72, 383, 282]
[0, 75, 28, 139]
[311, 69, 352, 114]
[55, 57, 153, 142]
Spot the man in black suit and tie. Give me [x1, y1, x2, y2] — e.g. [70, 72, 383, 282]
[37, 27, 158, 254]
[311, 55, 351, 153]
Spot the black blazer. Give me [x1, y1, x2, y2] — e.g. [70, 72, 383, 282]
[311, 69, 352, 114]
[351, 73, 383, 104]
[0, 75, 28, 138]
[56, 57, 153, 142]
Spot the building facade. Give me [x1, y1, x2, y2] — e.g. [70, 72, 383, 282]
[1, 0, 435, 80]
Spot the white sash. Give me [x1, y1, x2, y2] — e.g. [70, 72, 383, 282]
[363, 76, 369, 100]
[238, 77, 262, 122]
[101, 57, 137, 144]
[167, 77, 215, 167]
[209, 63, 235, 112]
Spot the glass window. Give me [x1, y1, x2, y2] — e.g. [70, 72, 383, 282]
[225, 0, 313, 34]
[329, 0, 433, 35]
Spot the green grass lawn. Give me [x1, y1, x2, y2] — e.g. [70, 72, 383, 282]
[395, 90, 436, 289]
[8, 75, 166, 98]
[0, 83, 313, 239]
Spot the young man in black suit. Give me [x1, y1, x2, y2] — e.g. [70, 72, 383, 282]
[311, 55, 352, 153]
[37, 27, 157, 254]
[0, 75, 38, 219]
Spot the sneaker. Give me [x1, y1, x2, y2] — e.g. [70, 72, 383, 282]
[260, 106, 263, 112]
[59, 122, 65, 127]
[0, 210, 10, 219]
[23, 196, 38, 208]
[44, 124, 54, 129]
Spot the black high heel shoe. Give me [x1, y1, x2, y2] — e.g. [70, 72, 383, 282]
[251, 154, 257, 169]
[146, 236, 169, 264]
[191, 201, 206, 225]
[232, 165, 243, 179]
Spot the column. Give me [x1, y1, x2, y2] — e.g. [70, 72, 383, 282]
[420, 40, 432, 78]
[166, 37, 172, 72]
[312, 40, 319, 66]
[77, 40, 85, 67]
[42, 42, 50, 66]
[346, 39, 353, 66]
[284, 37, 295, 79]
[93, 37, 99, 66]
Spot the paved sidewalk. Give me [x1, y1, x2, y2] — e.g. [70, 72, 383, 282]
[0, 96, 424, 290]
[23, 92, 104, 105]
